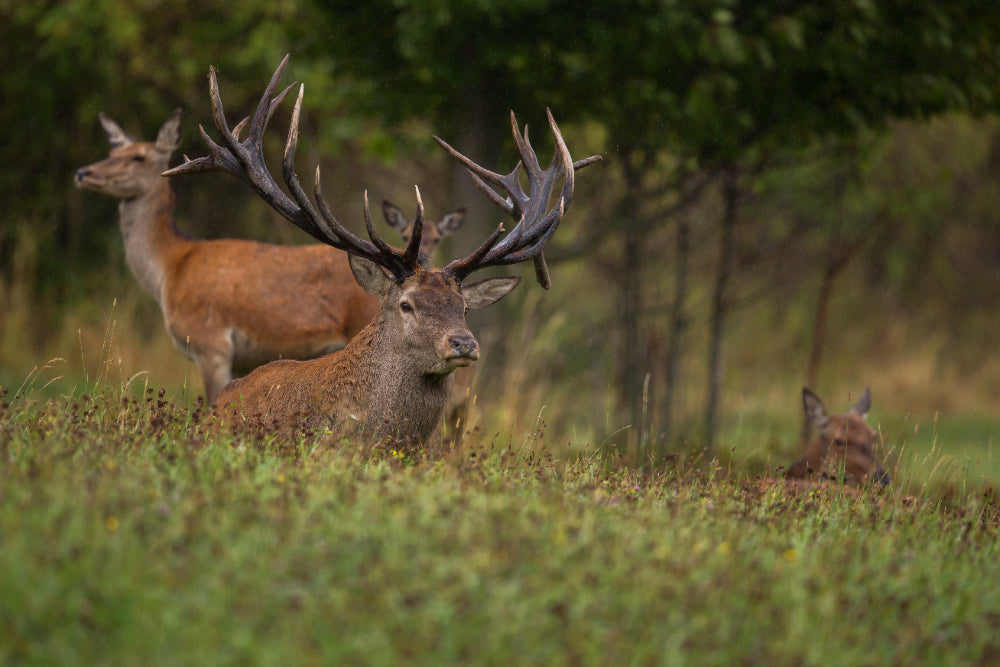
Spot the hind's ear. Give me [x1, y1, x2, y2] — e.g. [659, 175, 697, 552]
[155, 109, 183, 153]
[99, 112, 136, 148]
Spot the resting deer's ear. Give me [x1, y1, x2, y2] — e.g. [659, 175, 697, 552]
[99, 112, 135, 148]
[461, 276, 521, 309]
[802, 388, 830, 429]
[155, 109, 183, 153]
[349, 254, 394, 298]
[851, 386, 872, 420]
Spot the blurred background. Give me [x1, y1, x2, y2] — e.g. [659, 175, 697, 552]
[2, 0, 999, 487]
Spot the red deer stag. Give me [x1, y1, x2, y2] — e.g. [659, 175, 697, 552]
[787, 387, 891, 487]
[164, 56, 600, 444]
[75, 110, 462, 404]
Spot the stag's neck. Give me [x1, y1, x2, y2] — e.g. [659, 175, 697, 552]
[347, 316, 454, 443]
[118, 180, 190, 303]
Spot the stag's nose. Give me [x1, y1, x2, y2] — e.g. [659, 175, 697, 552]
[75, 168, 90, 182]
[448, 334, 479, 360]
[876, 470, 891, 487]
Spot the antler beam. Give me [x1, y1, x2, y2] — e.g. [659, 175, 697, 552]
[164, 55, 424, 280]
[435, 110, 601, 286]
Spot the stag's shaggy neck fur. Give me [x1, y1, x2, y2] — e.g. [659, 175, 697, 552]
[343, 311, 456, 442]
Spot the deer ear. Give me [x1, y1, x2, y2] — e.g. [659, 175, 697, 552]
[437, 208, 466, 235]
[349, 254, 394, 298]
[802, 388, 830, 429]
[155, 109, 183, 153]
[382, 201, 408, 231]
[461, 276, 521, 309]
[851, 387, 872, 420]
[99, 112, 136, 148]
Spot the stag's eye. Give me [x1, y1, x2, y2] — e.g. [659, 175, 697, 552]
[132, 155, 145, 163]
[400, 301, 414, 313]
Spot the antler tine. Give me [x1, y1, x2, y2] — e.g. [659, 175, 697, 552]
[433, 135, 521, 216]
[402, 186, 425, 268]
[233, 83, 295, 140]
[511, 111, 543, 178]
[245, 54, 291, 146]
[362, 191, 408, 273]
[574, 155, 603, 170]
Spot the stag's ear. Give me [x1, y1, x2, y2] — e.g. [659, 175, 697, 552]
[802, 388, 830, 429]
[99, 112, 136, 148]
[462, 276, 521, 309]
[349, 254, 394, 298]
[155, 109, 183, 153]
[437, 208, 466, 235]
[382, 201, 408, 231]
[851, 386, 872, 420]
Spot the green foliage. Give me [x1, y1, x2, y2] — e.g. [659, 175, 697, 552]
[309, 0, 1000, 164]
[2, 389, 1000, 664]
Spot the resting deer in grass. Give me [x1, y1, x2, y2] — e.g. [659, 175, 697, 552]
[75, 111, 462, 404]
[165, 55, 600, 443]
[787, 387, 891, 488]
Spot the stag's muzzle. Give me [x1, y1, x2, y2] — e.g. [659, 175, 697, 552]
[445, 334, 479, 363]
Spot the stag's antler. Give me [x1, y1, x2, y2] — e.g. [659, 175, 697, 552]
[435, 112, 601, 287]
[164, 55, 424, 279]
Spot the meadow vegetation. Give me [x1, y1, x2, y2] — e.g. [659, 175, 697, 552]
[3, 379, 1000, 665]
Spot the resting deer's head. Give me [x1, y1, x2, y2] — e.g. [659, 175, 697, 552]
[789, 387, 891, 487]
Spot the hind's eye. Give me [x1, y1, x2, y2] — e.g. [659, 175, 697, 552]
[132, 155, 145, 163]
[400, 302, 413, 313]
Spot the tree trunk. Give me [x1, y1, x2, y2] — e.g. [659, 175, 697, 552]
[618, 154, 646, 454]
[662, 208, 691, 443]
[704, 167, 739, 453]
[801, 166, 858, 442]
[450, 85, 510, 379]
[621, 210, 645, 450]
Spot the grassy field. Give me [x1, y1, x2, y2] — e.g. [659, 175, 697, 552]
[2, 383, 1000, 665]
